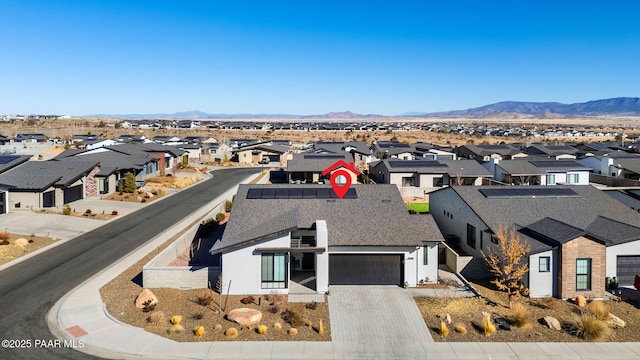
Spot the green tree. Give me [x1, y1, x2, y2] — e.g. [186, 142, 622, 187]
[123, 172, 137, 193]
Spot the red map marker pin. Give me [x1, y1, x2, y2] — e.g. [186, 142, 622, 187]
[329, 169, 352, 199]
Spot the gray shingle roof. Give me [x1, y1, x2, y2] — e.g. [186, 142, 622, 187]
[0, 160, 98, 190]
[286, 153, 353, 172]
[212, 184, 444, 254]
[0, 155, 30, 174]
[442, 185, 640, 254]
[372, 159, 492, 177]
[496, 159, 591, 175]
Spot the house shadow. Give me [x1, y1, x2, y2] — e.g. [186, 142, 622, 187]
[131, 272, 143, 287]
[619, 288, 640, 309]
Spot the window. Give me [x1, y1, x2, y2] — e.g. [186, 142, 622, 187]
[545, 174, 556, 185]
[576, 258, 591, 291]
[261, 253, 287, 289]
[490, 234, 499, 244]
[466, 223, 476, 249]
[462, 177, 475, 185]
[539, 257, 550, 272]
[567, 174, 579, 184]
[423, 246, 429, 265]
[433, 177, 443, 187]
[402, 176, 415, 187]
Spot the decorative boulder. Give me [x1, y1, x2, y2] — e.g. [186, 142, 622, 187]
[609, 313, 626, 328]
[436, 313, 452, 324]
[574, 295, 586, 307]
[543, 316, 561, 330]
[13, 238, 28, 247]
[135, 288, 158, 309]
[227, 308, 262, 326]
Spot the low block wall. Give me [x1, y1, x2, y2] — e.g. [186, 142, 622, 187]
[143, 201, 225, 289]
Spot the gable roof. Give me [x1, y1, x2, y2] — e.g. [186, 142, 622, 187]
[287, 153, 353, 172]
[0, 160, 98, 190]
[0, 155, 31, 174]
[212, 184, 443, 254]
[440, 185, 640, 254]
[459, 144, 523, 157]
[371, 159, 492, 177]
[496, 159, 591, 175]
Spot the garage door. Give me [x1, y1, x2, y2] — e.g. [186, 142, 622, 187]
[63, 185, 83, 204]
[43, 190, 55, 208]
[617, 255, 640, 286]
[329, 254, 403, 285]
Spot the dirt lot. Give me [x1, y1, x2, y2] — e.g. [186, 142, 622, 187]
[415, 279, 640, 342]
[0, 233, 59, 265]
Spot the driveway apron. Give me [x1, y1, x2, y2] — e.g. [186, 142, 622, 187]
[328, 286, 434, 344]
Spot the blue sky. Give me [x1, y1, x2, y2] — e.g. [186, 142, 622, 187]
[1, 1, 639, 116]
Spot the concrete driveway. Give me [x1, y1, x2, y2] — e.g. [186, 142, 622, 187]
[328, 286, 433, 352]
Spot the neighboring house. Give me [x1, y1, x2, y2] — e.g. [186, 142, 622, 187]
[312, 141, 372, 167]
[181, 143, 202, 163]
[234, 143, 290, 164]
[456, 144, 527, 161]
[488, 159, 591, 185]
[429, 185, 640, 299]
[579, 154, 640, 180]
[0, 160, 100, 209]
[0, 135, 10, 145]
[0, 155, 31, 214]
[286, 153, 356, 184]
[210, 184, 444, 295]
[413, 143, 457, 160]
[371, 141, 414, 161]
[14, 133, 48, 143]
[525, 144, 578, 159]
[368, 159, 492, 193]
[601, 188, 640, 213]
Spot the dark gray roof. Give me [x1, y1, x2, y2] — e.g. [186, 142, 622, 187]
[0, 160, 98, 190]
[371, 159, 492, 177]
[371, 141, 414, 156]
[441, 185, 640, 254]
[0, 155, 30, 174]
[459, 144, 522, 156]
[287, 153, 353, 172]
[526, 144, 578, 156]
[615, 158, 640, 174]
[496, 159, 591, 175]
[314, 141, 370, 155]
[587, 216, 640, 244]
[520, 217, 589, 246]
[212, 184, 443, 253]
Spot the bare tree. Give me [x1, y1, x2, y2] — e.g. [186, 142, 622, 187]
[482, 225, 530, 307]
[215, 273, 224, 312]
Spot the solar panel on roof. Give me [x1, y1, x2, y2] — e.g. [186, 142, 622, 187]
[479, 187, 579, 199]
[529, 160, 583, 168]
[246, 188, 262, 199]
[378, 143, 411, 148]
[388, 160, 447, 168]
[0, 156, 17, 165]
[245, 187, 359, 199]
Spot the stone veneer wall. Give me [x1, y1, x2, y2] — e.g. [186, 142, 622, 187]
[559, 236, 606, 299]
[85, 166, 100, 197]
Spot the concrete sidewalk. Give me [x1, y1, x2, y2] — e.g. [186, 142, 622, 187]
[47, 176, 640, 359]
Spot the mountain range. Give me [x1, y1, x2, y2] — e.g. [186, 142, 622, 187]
[86, 97, 640, 119]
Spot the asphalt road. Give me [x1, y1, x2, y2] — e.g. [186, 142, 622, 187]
[0, 167, 260, 360]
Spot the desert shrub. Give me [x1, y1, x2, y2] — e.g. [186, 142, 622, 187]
[170, 315, 182, 325]
[168, 324, 184, 334]
[142, 300, 156, 313]
[225, 327, 238, 338]
[267, 291, 285, 306]
[440, 321, 449, 337]
[240, 295, 255, 305]
[288, 328, 298, 336]
[28, 239, 34, 243]
[194, 326, 205, 337]
[215, 212, 226, 223]
[573, 313, 610, 341]
[146, 311, 165, 325]
[281, 309, 304, 327]
[482, 315, 496, 336]
[305, 320, 313, 328]
[151, 188, 158, 196]
[454, 323, 467, 334]
[317, 319, 324, 335]
[273, 322, 282, 330]
[111, 210, 118, 216]
[225, 200, 233, 212]
[509, 303, 532, 328]
[268, 304, 279, 314]
[141, 198, 147, 203]
[191, 313, 204, 321]
[123, 172, 137, 193]
[587, 300, 610, 320]
[62, 204, 72, 215]
[214, 324, 222, 331]
[85, 209, 92, 215]
[0, 239, 9, 245]
[0, 231, 10, 240]
[257, 324, 267, 335]
[305, 301, 317, 310]
[197, 294, 213, 306]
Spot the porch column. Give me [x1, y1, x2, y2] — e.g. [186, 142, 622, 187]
[316, 220, 329, 293]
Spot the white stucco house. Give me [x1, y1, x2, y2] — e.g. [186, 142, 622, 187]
[430, 185, 640, 299]
[210, 184, 444, 295]
[485, 159, 591, 185]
